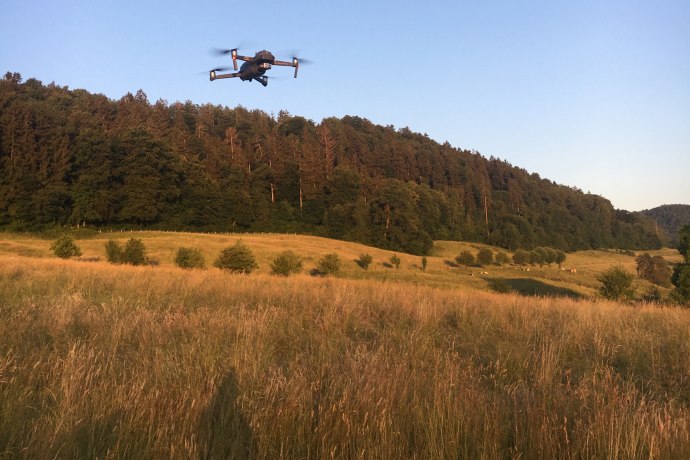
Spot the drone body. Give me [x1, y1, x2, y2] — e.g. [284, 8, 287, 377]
[210, 49, 301, 87]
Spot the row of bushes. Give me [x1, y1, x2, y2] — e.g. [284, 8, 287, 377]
[48, 235, 340, 276]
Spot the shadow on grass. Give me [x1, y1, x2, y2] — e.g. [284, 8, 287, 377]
[200, 368, 256, 459]
[488, 278, 583, 299]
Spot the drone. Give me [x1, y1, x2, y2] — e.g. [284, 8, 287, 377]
[209, 48, 306, 87]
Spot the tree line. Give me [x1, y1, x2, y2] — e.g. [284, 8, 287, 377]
[0, 72, 663, 254]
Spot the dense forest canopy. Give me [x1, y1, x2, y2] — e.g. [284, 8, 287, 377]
[639, 205, 690, 247]
[0, 72, 663, 254]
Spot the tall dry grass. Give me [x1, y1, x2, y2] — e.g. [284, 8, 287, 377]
[0, 254, 689, 458]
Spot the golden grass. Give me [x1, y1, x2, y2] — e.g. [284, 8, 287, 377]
[0, 230, 681, 298]
[1, 254, 689, 458]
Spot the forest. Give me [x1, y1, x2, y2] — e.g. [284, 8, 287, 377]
[0, 72, 663, 255]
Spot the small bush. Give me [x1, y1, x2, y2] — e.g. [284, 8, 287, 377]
[175, 247, 206, 269]
[390, 254, 401, 270]
[455, 251, 474, 268]
[105, 240, 122, 263]
[214, 241, 258, 274]
[122, 238, 147, 266]
[317, 253, 341, 276]
[598, 265, 636, 301]
[421, 256, 428, 271]
[270, 250, 303, 276]
[476, 248, 493, 266]
[356, 253, 373, 270]
[512, 249, 531, 266]
[50, 234, 82, 259]
[495, 251, 510, 266]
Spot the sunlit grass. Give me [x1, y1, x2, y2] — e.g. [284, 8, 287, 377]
[0, 230, 681, 298]
[0, 254, 688, 458]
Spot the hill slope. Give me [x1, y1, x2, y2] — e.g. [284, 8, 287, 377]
[639, 204, 690, 247]
[0, 72, 662, 253]
[0, 231, 681, 299]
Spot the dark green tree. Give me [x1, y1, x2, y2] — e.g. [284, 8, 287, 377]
[317, 253, 341, 276]
[495, 251, 510, 266]
[636, 254, 672, 286]
[270, 250, 303, 276]
[555, 250, 567, 269]
[476, 248, 494, 266]
[598, 265, 636, 301]
[512, 249, 531, 266]
[356, 253, 373, 270]
[50, 234, 82, 259]
[389, 254, 401, 269]
[122, 238, 147, 265]
[174, 247, 206, 269]
[670, 226, 690, 305]
[105, 240, 122, 263]
[456, 251, 475, 268]
[214, 241, 258, 274]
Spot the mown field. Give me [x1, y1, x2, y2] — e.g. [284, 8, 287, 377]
[0, 233, 688, 458]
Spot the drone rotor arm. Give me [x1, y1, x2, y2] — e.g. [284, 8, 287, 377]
[273, 58, 299, 78]
[210, 71, 241, 81]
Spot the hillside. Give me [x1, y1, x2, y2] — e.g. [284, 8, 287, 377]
[0, 231, 682, 300]
[639, 204, 690, 247]
[0, 72, 663, 254]
[1, 247, 689, 458]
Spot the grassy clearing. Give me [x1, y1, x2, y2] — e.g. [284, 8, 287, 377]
[0, 231, 682, 298]
[0, 254, 689, 458]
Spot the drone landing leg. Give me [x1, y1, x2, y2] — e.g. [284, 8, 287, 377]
[255, 76, 268, 87]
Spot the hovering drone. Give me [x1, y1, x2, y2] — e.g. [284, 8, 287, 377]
[209, 48, 306, 87]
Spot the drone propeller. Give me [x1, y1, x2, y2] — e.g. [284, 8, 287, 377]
[291, 56, 313, 65]
[282, 49, 314, 65]
[211, 48, 237, 56]
[210, 67, 232, 72]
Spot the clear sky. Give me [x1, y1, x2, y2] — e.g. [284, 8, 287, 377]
[2, 0, 688, 211]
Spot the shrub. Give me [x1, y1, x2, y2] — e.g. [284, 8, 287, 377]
[270, 250, 303, 276]
[513, 249, 531, 266]
[214, 241, 258, 274]
[555, 250, 567, 268]
[476, 248, 493, 266]
[530, 247, 549, 267]
[421, 256, 428, 271]
[105, 239, 122, 263]
[356, 253, 373, 270]
[50, 234, 82, 259]
[317, 253, 341, 276]
[543, 247, 558, 267]
[598, 265, 636, 301]
[671, 263, 690, 305]
[390, 254, 401, 270]
[175, 247, 206, 269]
[122, 238, 147, 266]
[636, 254, 672, 287]
[495, 251, 510, 266]
[455, 251, 474, 268]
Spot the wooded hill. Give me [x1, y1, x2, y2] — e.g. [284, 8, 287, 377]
[0, 72, 662, 254]
[640, 205, 690, 247]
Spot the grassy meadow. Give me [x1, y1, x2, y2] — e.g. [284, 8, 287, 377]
[0, 232, 689, 458]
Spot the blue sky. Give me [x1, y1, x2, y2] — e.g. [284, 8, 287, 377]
[2, 0, 688, 211]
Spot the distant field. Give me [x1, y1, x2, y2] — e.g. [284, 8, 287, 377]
[0, 231, 682, 299]
[0, 252, 688, 458]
